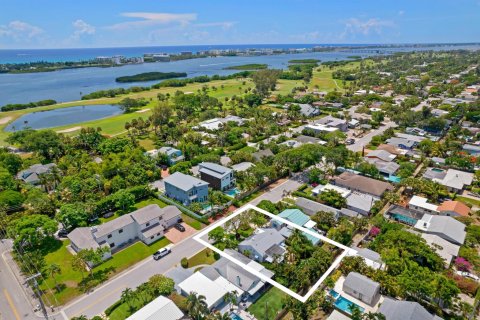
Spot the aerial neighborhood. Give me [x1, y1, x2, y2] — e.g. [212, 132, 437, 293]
[1, 47, 480, 320]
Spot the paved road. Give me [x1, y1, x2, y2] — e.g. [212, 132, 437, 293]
[62, 238, 204, 319]
[347, 120, 396, 152]
[0, 241, 42, 320]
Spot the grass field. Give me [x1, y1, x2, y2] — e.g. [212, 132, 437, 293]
[40, 237, 170, 306]
[247, 287, 287, 320]
[186, 248, 217, 268]
[0, 60, 361, 145]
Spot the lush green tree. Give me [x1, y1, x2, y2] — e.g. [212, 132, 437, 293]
[186, 292, 209, 320]
[318, 189, 347, 209]
[47, 263, 62, 291]
[121, 287, 137, 312]
[252, 69, 280, 98]
[311, 211, 336, 232]
[0, 167, 16, 191]
[8, 214, 57, 249]
[0, 190, 24, 208]
[357, 162, 380, 178]
[147, 274, 175, 296]
[113, 189, 135, 211]
[57, 203, 89, 230]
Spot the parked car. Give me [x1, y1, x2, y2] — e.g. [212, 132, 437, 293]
[153, 246, 172, 260]
[57, 229, 69, 238]
[103, 212, 114, 219]
[345, 138, 355, 145]
[174, 223, 185, 232]
[456, 270, 480, 281]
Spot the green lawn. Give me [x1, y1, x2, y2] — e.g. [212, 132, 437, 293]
[186, 248, 217, 268]
[247, 287, 286, 320]
[135, 197, 168, 209]
[455, 196, 480, 208]
[40, 237, 170, 306]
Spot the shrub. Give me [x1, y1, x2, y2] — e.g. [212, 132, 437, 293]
[105, 299, 122, 316]
[181, 257, 189, 268]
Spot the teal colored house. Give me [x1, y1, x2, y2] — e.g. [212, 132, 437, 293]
[272, 209, 321, 245]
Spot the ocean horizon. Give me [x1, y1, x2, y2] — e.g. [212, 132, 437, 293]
[1, 42, 478, 64]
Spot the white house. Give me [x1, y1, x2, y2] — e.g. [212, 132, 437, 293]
[126, 296, 184, 320]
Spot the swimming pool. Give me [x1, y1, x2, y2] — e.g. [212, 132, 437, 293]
[329, 289, 340, 299]
[334, 296, 365, 314]
[388, 175, 401, 183]
[230, 313, 244, 320]
[225, 188, 240, 197]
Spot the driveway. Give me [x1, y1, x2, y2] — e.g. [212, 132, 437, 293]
[164, 223, 197, 244]
[347, 120, 396, 152]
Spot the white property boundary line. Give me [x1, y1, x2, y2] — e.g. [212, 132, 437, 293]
[193, 203, 357, 302]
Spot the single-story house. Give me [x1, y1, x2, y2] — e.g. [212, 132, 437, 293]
[126, 296, 184, 320]
[294, 197, 341, 217]
[298, 103, 320, 117]
[414, 214, 466, 245]
[197, 116, 245, 131]
[365, 158, 400, 178]
[408, 196, 439, 215]
[365, 149, 396, 162]
[327, 310, 351, 320]
[395, 133, 426, 143]
[231, 162, 254, 172]
[17, 163, 57, 185]
[385, 137, 417, 150]
[295, 135, 327, 145]
[386, 205, 424, 226]
[422, 168, 474, 193]
[304, 124, 339, 134]
[195, 249, 274, 303]
[272, 209, 320, 245]
[343, 272, 381, 306]
[315, 116, 348, 132]
[178, 272, 227, 310]
[421, 233, 460, 266]
[346, 192, 376, 216]
[352, 247, 384, 270]
[332, 172, 394, 198]
[238, 228, 286, 263]
[146, 147, 184, 165]
[378, 298, 443, 320]
[462, 144, 480, 156]
[252, 149, 274, 162]
[437, 200, 470, 217]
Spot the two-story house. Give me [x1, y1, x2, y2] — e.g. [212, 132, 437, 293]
[198, 162, 235, 191]
[164, 172, 209, 205]
[68, 205, 181, 263]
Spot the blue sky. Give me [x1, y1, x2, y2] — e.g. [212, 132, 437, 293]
[1, 0, 479, 48]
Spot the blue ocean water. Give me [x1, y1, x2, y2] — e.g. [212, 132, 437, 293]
[0, 44, 366, 64]
[0, 43, 478, 105]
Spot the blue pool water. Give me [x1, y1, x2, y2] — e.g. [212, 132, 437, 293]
[334, 296, 365, 314]
[388, 175, 401, 183]
[230, 314, 244, 320]
[392, 213, 418, 225]
[225, 188, 240, 197]
[329, 289, 340, 299]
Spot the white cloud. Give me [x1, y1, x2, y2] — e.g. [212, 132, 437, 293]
[194, 22, 236, 30]
[71, 19, 95, 40]
[0, 20, 44, 41]
[107, 12, 197, 30]
[398, 10, 405, 16]
[341, 18, 394, 38]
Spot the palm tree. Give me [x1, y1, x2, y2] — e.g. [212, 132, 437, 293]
[121, 287, 136, 312]
[223, 291, 238, 312]
[71, 255, 86, 280]
[186, 292, 208, 320]
[47, 263, 61, 291]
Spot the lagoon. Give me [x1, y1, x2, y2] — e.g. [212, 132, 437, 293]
[5, 104, 122, 131]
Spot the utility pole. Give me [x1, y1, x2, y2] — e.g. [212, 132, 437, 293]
[24, 273, 49, 320]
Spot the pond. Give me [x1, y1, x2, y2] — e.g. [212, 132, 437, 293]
[4, 104, 123, 131]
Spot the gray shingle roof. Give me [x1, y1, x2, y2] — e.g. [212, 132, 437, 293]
[343, 272, 380, 302]
[130, 204, 164, 225]
[252, 149, 274, 161]
[366, 149, 396, 162]
[295, 197, 340, 216]
[386, 137, 416, 148]
[333, 172, 394, 197]
[199, 162, 232, 179]
[415, 214, 466, 245]
[378, 298, 443, 320]
[164, 172, 208, 191]
[240, 228, 284, 257]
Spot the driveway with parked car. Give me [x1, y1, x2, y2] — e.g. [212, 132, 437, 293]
[164, 222, 197, 243]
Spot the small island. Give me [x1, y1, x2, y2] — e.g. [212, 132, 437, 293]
[288, 59, 320, 64]
[224, 64, 268, 70]
[115, 72, 187, 83]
